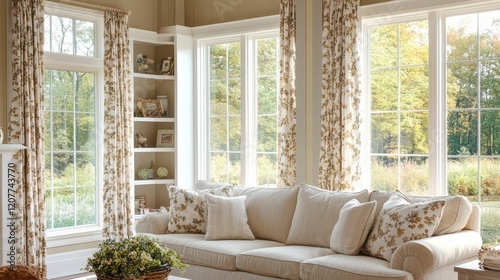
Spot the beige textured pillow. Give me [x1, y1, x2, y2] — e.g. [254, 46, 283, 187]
[232, 186, 298, 243]
[205, 194, 255, 240]
[135, 213, 170, 234]
[398, 191, 472, 235]
[362, 194, 446, 261]
[286, 184, 370, 248]
[167, 185, 233, 233]
[330, 199, 377, 255]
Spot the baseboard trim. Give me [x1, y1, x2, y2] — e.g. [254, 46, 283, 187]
[47, 248, 97, 279]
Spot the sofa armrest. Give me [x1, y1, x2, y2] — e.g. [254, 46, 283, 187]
[135, 212, 170, 234]
[390, 230, 482, 280]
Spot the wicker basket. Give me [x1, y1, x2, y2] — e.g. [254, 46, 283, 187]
[96, 265, 172, 280]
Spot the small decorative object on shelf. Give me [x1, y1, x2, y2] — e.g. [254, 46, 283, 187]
[478, 246, 500, 271]
[149, 160, 155, 179]
[135, 131, 147, 148]
[157, 167, 168, 179]
[138, 168, 149, 180]
[136, 53, 155, 74]
[0, 127, 3, 144]
[156, 129, 174, 148]
[83, 235, 186, 280]
[135, 196, 146, 215]
[160, 57, 174, 75]
[136, 98, 164, 118]
[157, 95, 168, 117]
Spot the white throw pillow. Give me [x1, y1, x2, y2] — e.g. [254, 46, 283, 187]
[167, 185, 233, 233]
[330, 199, 377, 255]
[362, 194, 446, 261]
[205, 194, 255, 240]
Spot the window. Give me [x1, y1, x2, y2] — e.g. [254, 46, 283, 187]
[363, 2, 500, 245]
[43, 5, 103, 232]
[197, 24, 279, 187]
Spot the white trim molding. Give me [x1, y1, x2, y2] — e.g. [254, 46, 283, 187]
[47, 248, 98, 279]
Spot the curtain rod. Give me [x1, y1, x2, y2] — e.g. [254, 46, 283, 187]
[51, 0, 131, 15]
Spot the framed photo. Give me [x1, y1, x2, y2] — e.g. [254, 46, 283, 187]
[136, 98, 163, 118]
[156, 129, 174, 148]
[160, 57, 174, 75]
[134, 196, 146, 215]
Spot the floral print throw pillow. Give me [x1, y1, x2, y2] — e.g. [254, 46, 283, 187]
[167, 185, 233, 233]
[362, 194, 446, 261]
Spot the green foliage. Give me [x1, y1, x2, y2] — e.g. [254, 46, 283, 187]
[83, 235, 186, 278]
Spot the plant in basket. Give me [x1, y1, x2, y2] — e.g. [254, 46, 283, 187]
[83, 235, 186, 279]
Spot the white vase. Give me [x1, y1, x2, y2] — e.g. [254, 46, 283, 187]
[0, 127, 3, 144]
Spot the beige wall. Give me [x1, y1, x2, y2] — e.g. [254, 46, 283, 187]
[1, 1, 7, 134]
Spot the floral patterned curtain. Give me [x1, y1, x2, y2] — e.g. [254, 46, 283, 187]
[102, 10, 134, 240]
[278, 0, 297, 187]
[9, 0, 46, 277]
[318, 0, 362, 191]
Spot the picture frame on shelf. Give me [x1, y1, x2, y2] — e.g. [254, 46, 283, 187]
[156, 129, 174, 148]
[160, 57, 174, 75]
[135, 196, 146, 215]
[136, 98, 163, 117]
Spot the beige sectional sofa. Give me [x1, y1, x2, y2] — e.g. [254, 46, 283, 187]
[136, 184, 482, 280]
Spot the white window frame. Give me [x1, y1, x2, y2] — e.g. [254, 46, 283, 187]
[44, 2, 104, 247]
[193, 16, 279, 187]
[361, 0, 500, 196]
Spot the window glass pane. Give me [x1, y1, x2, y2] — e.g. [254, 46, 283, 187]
[210, 44, 227, 80]
[371, 113, 398, 154]
[76, 186, 96, 226]
[76, 114, 95, 151]
[400, 66, 428, 110]
[480, 61, 500, 109]
[228, 153, 241, 185]
[371, 156, 398, 192]
[447, 14, 478, 62]
[228, 116, 240, 152]
[227, 42, 241, 79]
[370, 69, 398, 111]
[400, 112, 428, 154]
[75, 72, 96, 112]
[210, 153, 228, 182]
[481, 207, 500, 246]
[210, 80, 227, 116]
[210, 117, 227, 151]
[76, 152, 95, 186]
[52, 112, 75, 151]
[400, 156, 428, 195]
[46, 189, 53, 230]
[481, 111, 500, 156]
[370, 25, 398, 68]
[257, 116, 277, 153]
[447, 158, 478, 198]
[481, 158, 500, 200]
[479, 11, 500, 60]
[447, 111, 478, 156]
[51, 70, 75, 111]
[258, 77, 278, 115]
[228, 80, 241, 115]
[447, 62, 478, 109]
[257, 37, 278, 76]
[257, 154, 277, 186]
[44, 14, 95, 57]
[53, 187, 75, 228]
[400, 21, 428, 66]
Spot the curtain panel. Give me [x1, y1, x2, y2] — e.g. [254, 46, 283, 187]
[9, 0, 46, 277]
[102, 11, 134, 240]
[278, 0, 297, 188]
[318, 0, 362, 191]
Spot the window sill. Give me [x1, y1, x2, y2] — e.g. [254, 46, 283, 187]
[46, 226, 103, 248]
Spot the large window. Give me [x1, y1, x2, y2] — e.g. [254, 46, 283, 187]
[364, 4, 500, 245]
[43, 6, 103, 231]
[199, 28, 279, 187]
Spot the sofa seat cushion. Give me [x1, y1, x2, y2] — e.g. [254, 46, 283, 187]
[236, 246, 334, 280]
[150, 233, 284, 271]
[300, 255, 413, 280]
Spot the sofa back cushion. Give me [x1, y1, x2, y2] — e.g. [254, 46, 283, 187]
[286, 184, 370, 248]
[232, 186, 299, 243]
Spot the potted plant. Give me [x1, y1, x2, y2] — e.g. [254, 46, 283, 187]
[83, 235, 186, 280]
